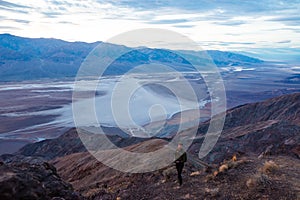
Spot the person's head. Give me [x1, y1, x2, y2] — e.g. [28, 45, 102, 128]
[177, 142, 183, 150]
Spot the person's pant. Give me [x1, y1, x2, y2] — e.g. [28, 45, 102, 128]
[176, 162, 184, 185]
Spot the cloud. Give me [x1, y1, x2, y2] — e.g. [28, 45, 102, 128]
[202, 41, 256, 47]
[267, 16, 300, 26]
[58, 21, 78, 25]
[0, 0, 30, 8]
[12, 19, 30, 24]
[277, 40, 291, 44]
[147, 19, 188, 24]
[105, 0, 299, 18]
[0, 6, 28, 14]
[0, 25, 20, 30]
[42, 11, 63, 18]
[0, 0, 299, 52]
[213, 20, 246, 26]
[173, 24, 195, 28]
[0, 0, 30, 15]
[268, 16, 300, 22]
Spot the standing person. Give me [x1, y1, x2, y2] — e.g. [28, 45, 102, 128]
[174, 142, 187, 186]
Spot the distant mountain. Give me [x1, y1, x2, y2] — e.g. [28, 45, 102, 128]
[207, 50, 263, 66]
[0, 34, 99, 81]
[0, 34, 263, 81]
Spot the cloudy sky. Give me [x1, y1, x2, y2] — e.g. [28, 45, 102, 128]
[0, 0, 300, 58]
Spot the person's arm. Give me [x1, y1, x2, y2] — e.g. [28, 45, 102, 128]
[183, 152, 187, 163]
[174, 151, 181, 163]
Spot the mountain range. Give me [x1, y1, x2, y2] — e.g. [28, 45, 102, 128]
[0, 34, 263, 81]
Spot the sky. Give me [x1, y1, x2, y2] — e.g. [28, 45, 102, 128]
[0, 0, 300, 60]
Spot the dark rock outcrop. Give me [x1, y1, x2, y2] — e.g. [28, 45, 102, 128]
[0, 154, 83, 200]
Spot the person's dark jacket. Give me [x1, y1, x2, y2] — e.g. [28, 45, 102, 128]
[175, 149, 187, 163]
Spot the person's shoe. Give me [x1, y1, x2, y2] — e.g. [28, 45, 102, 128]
[173, 185, 181, 189]
[173, 182, 183, 189]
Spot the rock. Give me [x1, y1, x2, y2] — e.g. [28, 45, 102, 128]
[162, 165, 177, 181]
[190, 171, 201, 176]
[205, 187, 219, 196]
[0, 155, 83, 200]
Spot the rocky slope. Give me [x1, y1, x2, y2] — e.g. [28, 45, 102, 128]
[0, 154, 83, 200]
[51, 154, 299, 200]
[7, 92, 300, 199]
[192, 92, 300, 163]
[224, 91, 300, 128]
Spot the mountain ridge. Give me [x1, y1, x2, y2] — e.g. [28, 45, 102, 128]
[0, 33, 263, 81]
[192, 92, 300, 163]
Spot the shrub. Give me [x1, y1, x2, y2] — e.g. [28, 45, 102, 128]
[246, 173, 271, 189]
[205, 174, 215, 182]
[232, 154, 237, 162]
[219, 164, 228, 173]
[261, 160, 279, 174]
